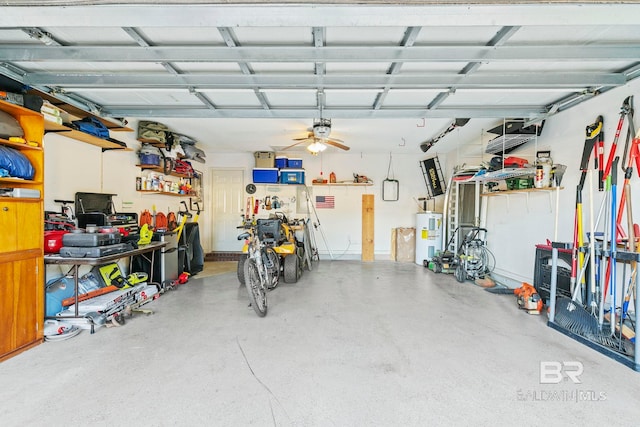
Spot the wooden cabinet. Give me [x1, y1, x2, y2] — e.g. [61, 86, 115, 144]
[0, 256, 43, 357]
[0, 200, 42, 253]
[0, 99, 45, 362]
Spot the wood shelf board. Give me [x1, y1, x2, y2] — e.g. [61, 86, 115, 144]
[136, 165, 192, 178]
[482, 187, 564, 197]
[0, 99, 42, 118]
[44, 122, 132, 150]
[136, 190, 191, 197]
[0, 177, 42, 185]
[138, 138, 165, 146]
[312, 182, 373, 186]
[0, 138, 42, 151]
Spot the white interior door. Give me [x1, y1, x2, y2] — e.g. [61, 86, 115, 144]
[210, 168, 244, 251]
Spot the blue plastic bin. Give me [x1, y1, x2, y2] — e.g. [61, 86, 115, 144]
[253, 168, 279, 183]
[280, 168, 305, 184]
[288, 158, 303, 168]
[275, 156, 288, 168]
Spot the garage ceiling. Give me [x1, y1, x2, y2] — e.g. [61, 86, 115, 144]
[1, 1, 640, 154]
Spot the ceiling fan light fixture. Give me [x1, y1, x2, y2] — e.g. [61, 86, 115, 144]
[307, 140, 327, 154]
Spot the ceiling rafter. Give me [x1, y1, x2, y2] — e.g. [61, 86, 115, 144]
[102, 106, 547, 119]
[3, 4, 640, 27]
[29, 72, 625, 89]
[373, 26, 422, 110]
[3, 45, 640, 62]
[218, 26, 270, 110]
[121, 27, 181, 76]
[121, 26, 218, 111]
[313, 27, 325, 76]
[427, 25, 520, 110]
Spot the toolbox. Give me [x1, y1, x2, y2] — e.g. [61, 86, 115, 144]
[59, 242, 133, 258]
[62, 231, 121, 247]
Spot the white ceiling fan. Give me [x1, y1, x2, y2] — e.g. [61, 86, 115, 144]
[283, 90, 350, 154]
[284, 118, 351, 154]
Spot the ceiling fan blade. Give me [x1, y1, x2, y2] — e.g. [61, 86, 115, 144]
[282, 140, 308, 150]
[325, 138, 350, 151]
[292, 136, 313, 141]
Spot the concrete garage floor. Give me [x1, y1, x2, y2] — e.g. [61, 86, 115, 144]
[1, 260, 640, 426]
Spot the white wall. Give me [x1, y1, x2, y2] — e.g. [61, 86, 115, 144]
[445, 78, 640, 288]
[207, 150, 444, 259]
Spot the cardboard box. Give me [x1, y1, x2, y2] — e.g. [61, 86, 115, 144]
[391, 227, 416, 262]
[254, 151, 275, 168]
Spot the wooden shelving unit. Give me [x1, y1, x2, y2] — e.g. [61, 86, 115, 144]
[0, 99, 45, 362]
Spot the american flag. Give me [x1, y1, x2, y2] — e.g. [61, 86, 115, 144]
[316, 195, 335, 209]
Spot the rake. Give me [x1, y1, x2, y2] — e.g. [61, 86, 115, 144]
[554, 297, 628, 352]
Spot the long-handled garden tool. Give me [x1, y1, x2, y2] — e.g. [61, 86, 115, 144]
[571, 116, 603, 299]
[600, 118, 640, 311]
[603, 96, 632, 182]
[620, 185, 636, 328]
[614, 122, 640, 242]
[609, 158, 619, 336]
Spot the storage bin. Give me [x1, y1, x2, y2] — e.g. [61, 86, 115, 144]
[138, 153, 160, 166]
[254, 151, 275, 168]
[46, 276, 76, 317]
[253, 168, 279, 183]
[275, 156, 288, 168]
[288, 158, 303, 168]
[280, 168, 305, 184]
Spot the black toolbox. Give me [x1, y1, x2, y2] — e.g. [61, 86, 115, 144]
[62, 232, 121, 247]
[59, 242, 132, 258]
